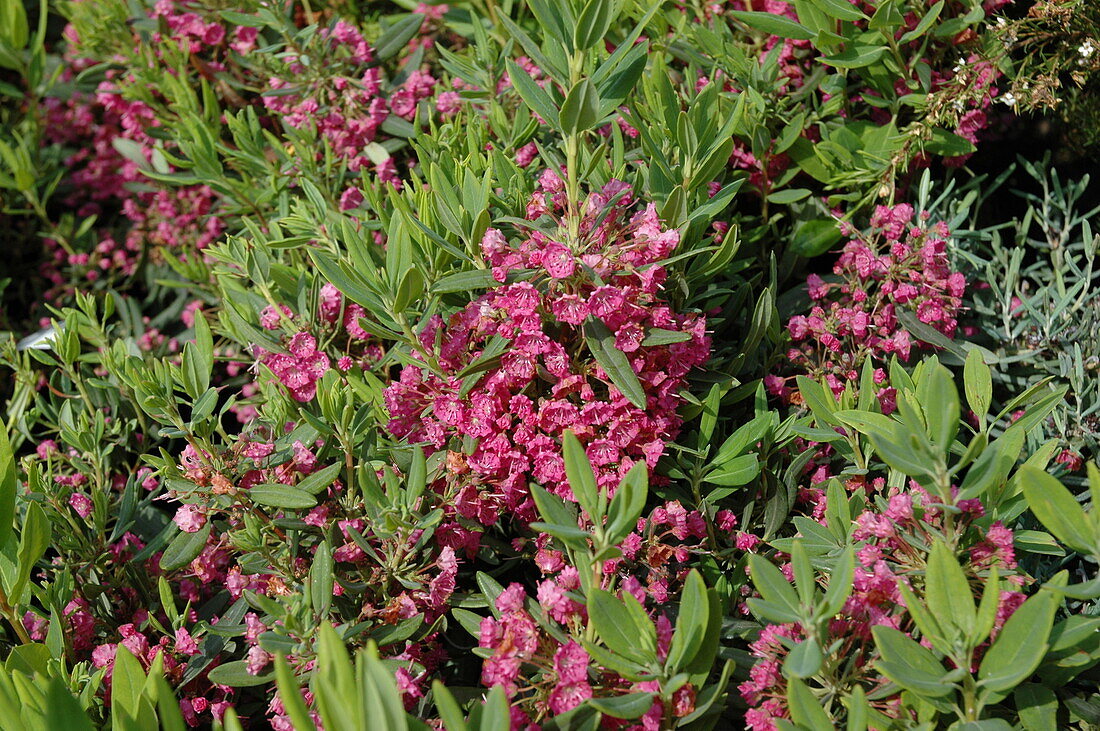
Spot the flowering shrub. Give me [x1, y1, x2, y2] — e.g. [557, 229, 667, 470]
[2, 0, 1100, 728]
[776, 203, 967, 403]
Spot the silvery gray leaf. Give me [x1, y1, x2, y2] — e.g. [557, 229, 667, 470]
[17, 322, 61, 351]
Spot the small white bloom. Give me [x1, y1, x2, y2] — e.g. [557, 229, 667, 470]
[1000, 91, 1017, 106]
[1079, 40, 1096, 65]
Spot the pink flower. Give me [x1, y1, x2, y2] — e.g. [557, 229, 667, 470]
[246, 645, 271, 675]
[552, 641, 589, 684]
[69, 493, 94, 519]
[174, 628, 199, 656]
[339, 187, 364, 211]
[173, 504, 207, 533]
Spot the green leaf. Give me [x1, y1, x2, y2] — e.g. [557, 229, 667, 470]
[605, 461, 647, 545]
[160, 522, 212, 571]
[111, 644, 146, 723]
[560, 79, 601, 134]
[275, 656, 314, 730]
[249, 484, 318, 510]
[787, 677, 834, 727]
[924, 128, 976, 157]
[703, 454, 760, 487]
[919, 363, 959, 450]
[1015, 684, 1057, 731]
[432, 681, 468, 731]
[207, 660, 273, 687]
[1019, 465, 1095, 556]
[925, 540, 975, 641]
[666, 570, 709, 671]
[432, 269, 498, 294]
[507, 60, 560, 130]
[784, 638, 823, 679]
[0, 426, 15, 549]
[562, 430, 600, 519]
[586, 693, 655, 719]
[872, 626, 952, 697]
[978, 589, 1058, 692]
[821, 46, 887, 68]
[729, 10, 815, 40]
[819, 545, 854, 617]
[899, 1, 944, 43]
[530, 483, 580, 534]
[766, 188, 811, 205]
[640, 328, 692, 346]
[311, 541, 334, 616]
[584, 318, 646, 409]
[811, 0, 867, 20]
[296, 462, 343, 495]
[789, 219, 843, 257]
[45, 677, 95, 731]
[574, 0, 614, 50]
[374, 14, 424, 61]
[748, 554, 801, 616]
[13, 501, 50, 599]
[589, 589, 653, 664]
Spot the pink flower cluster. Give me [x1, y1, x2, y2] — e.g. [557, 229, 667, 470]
[384, 174, 710, 522]
[262, 20, 436, 182]
[477, 581, 696, 727]
[257, 332, 331, 403]
[739, 479, 1024, 730]
[771, 205, 966, 403]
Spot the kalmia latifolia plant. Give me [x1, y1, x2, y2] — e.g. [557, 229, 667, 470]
[1, 0, 1100, 728]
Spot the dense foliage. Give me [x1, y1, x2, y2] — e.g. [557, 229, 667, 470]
[0, 0, 1099, 728]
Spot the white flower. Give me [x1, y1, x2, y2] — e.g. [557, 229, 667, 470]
[1079, 40, 1096, 65]
[1000, 91, 1017, 106]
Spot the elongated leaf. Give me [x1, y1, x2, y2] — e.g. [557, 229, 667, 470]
[207, 660, 274, 687]
[584, 318, 646, 409]
[748, 554, 800, 616]
[13, 501, 50, 599]
[605, 462, 647, 545]
[274, 656, 313, 729]
[374, 14, 424, 61]
[963, 348, 992, 422]
[562, 430, 599, 518]
[560, 79, 601, 134]
[874, 629, 953, 698]
[160, 522, 212, 571]
[925, 540, 975, 640]
[1019, 465, 1095, 556]
[729, 10, 815, 39]
[784, 638, 823, 679]
[666, 570, 709, 670]
[586, 693, 655, 719]
[978, 589, 1058, 692]
[0, 426, 14, 549]
[589, 589, 652, 663]
[296, 462, 343, 495]
[249, 484, 317, 510]
[506, 60, 560, 129]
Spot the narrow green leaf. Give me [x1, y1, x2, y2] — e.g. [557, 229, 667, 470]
[374, 14, 424, 61]
[0, 426, 15, 549]
[249, 484, 317, 510]
[1019, 465, 1094, 556]
[560, 79, 601, 134]
[666, 570, 709, 671]
[160, 522, 212, 571]
[506, 60, 560, 129]
[584, 318, 646, 409]
[729, 10, 815, 39]
[978, 590, 1058, 692]
[562, 430, 600, 518]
